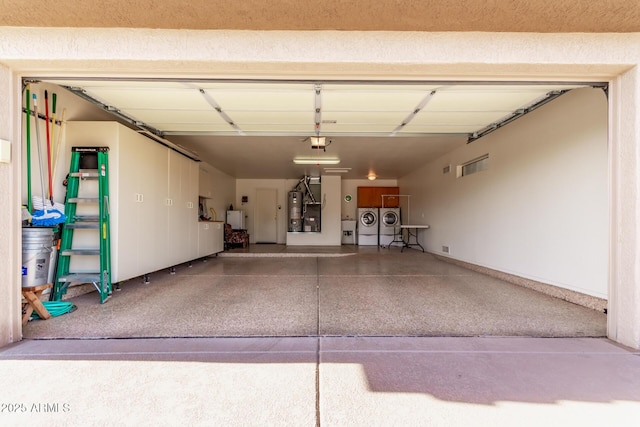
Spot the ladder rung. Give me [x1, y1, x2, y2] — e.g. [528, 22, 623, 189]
[61, 249, 100, 256]
[73, 215, 100, 222]
[71, 171, 99, 178]
[68, 197, 99, 203]
[66, 223, 100, 229]
[58, 273, 101, 283]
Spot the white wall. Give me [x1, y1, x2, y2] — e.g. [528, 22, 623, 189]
[236, 176, 343, 245]
[199, 162, 235, 222]
[399, 88, 608, 298]
[287, 175, 342, 246]
[235, 179, 289, 243]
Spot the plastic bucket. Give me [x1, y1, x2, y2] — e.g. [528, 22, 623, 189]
[22, 227, 56, 287]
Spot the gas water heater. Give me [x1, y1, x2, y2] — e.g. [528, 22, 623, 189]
[288, 191, 303, 232]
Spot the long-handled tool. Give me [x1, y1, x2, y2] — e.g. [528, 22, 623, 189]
[44, 90, 53, 204]
[32, 94, 47, 214]
[50, 92, 57, 195]
[25, 84, 33, 212]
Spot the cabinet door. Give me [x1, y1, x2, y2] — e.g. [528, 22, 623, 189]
[377, 187, 400, 208]
[179, 156, 199, 262]
[167, 150, 187, 265]
[358, 187, 399, 208]
[187, 161, 200, 260]
[115, 133, 144, 282]
[198, 223, 214, 257]
[357, 187, 375, 208]
[138, 141, 168, 273]
[212, 222, 224, 254]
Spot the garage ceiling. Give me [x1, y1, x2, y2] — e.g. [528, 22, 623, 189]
[43, 79, 592, 179]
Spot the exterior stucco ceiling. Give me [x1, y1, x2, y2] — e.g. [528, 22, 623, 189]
[1, 0, 639, 33]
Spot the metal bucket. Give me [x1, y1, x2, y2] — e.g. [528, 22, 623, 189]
[22, 227, 56, 287]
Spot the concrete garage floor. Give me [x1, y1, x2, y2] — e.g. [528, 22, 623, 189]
[22, 248, 605, 338]
[5, 248, 636, 425]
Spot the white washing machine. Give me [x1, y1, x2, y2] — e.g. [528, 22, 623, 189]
[358, 208, 379, 246]
[379, 207, 401, 247]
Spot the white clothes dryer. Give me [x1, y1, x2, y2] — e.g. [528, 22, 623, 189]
[358, 208, 379, 246]
[379, 207, 401, 247]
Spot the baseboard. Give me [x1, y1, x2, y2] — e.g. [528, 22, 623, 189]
[432, 253, 607, 313]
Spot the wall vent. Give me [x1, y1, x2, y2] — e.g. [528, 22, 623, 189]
[443, 165, 451, 174]
[442, 245, 450, 254]
[457, 154, 489, 178]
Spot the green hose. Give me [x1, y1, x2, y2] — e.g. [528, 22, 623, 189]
[30, 301, 76, 320]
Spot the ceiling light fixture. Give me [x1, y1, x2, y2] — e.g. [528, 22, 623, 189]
[293, 158, 340, 165]
[368, 173, 377, 181]
[324, 167, 351, 173]
[309, 136, 332, 151]
[310, 136, 326, 149]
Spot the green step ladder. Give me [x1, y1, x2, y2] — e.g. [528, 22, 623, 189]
[53, 147, 112, 304]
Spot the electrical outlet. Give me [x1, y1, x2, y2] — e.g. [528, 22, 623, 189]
[442, 245, 450, 254]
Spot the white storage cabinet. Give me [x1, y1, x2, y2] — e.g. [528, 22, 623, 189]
[165, 150, 199, 265]
[65, 121, 215, 283]
[198, 221, 224, 257]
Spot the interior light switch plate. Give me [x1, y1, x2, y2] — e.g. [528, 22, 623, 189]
[0, 139, 10, 163]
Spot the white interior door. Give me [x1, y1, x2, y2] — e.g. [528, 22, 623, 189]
[255, 188, 277, 243]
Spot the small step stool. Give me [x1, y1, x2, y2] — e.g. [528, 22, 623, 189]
[53, 147, 112, 303]
[22, 284, 52, 325]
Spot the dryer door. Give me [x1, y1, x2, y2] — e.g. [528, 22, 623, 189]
[382, 211, 399, 226]
[360, 211, 377, 228]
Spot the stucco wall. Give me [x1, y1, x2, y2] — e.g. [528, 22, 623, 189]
[0, 28, 639, 347]
[0, 65, 21, 346]
[608, 67, 640, 348]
